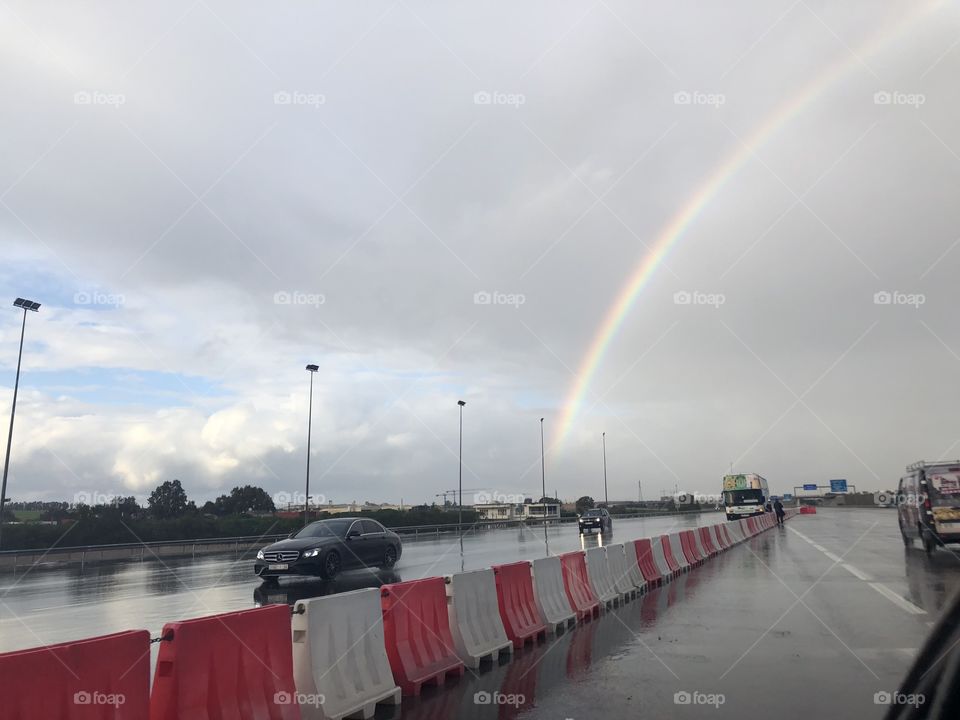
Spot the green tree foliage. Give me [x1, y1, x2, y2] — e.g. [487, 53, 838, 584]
[147, 480, 188, 519]
[575, 495, 595, 514]
[211, 485, 276, 516]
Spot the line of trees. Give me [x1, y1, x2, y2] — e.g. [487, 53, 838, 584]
[0, 480, 477, 551]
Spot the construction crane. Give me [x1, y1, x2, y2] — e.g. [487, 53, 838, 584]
[434, 488, 496, 506]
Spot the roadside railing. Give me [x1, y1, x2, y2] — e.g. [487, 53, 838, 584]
[0, 507, 721, 570]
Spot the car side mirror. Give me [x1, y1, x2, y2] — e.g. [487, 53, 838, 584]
[347, 530, 361, 539]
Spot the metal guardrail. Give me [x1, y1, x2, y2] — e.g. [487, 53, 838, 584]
[0, 508, 721, 568]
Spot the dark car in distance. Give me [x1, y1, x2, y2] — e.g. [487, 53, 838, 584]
[255, 517, 402, 582]
[578, 508, 612, 534]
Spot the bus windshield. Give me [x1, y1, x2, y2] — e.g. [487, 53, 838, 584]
[724, 489, 764, 506]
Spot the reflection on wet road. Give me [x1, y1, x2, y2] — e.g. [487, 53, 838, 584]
[2, 509, 960, 719]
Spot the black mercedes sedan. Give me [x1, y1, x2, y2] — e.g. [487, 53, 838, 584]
[254, 517, 402, 581]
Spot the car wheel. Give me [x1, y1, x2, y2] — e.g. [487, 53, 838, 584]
[321, 551, 342, 580]
[380, 545, 398, 569]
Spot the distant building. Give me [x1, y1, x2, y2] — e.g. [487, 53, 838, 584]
[474, 502, 560, 522]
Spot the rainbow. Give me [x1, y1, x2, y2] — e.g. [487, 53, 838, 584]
[556, 0, 944, 444]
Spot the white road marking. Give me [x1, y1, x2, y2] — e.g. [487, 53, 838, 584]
[788, 527, 925, 616]
[869, 583, 926, 615]
[841, 563, 873, 581]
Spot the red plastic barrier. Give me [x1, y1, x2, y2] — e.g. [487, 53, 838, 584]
[680, 530, 701, 565]
[659, 534, 681, 574]
[633, 538, 663, 586]
[746, 517, 757, 534]
[0, 630, 149, 720]
[559, 551, 600, 621]
[698, 527, 718, 556]
[381, 577, 465, 696]
[723, 524, 736, 546]
[800, 505, 817, 514]
[493, 561, 547, 649]
[150, 605, 298, 720]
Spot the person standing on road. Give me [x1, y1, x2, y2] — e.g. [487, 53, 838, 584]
[773, 498, 785, 525]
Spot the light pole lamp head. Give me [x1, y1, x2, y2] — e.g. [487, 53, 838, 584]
[458, 400, 466, 407]
[13, 298, 40, 312]
[305, 364, 319, 372]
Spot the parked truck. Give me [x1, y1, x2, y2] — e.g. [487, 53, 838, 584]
[722, 473, 770, 521]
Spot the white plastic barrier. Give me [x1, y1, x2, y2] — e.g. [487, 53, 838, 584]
[650, 536, 673, 580]
[711, 525, 728, 551]
[605, 544, 637, 599]
[739, 518, 753, 537]
[692, 530, 709, 561]
[667, 533, 690, 571]
[292, 588, 401, 720]
[531, 556, 576, 634]
[585, 546, 620, 607]
[446, 569, 514, 668]
[726, 521, 744, 544]
[622, 539, 648, 592]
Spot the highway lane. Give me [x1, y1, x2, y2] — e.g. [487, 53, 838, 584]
[397, 509, 960, 720]
[3, 507, 958, 720]
[0, 512, 723, 654]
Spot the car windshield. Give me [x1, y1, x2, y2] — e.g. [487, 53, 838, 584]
[583, 509, 603, 517]
[724, 490, 764, 505]
[293, 520, 352, 538]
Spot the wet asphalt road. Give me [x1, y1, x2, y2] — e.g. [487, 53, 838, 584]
[2, 508, 959, 719]
[0, 512, 723, 653]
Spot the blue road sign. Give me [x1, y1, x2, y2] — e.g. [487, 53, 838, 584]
[803, 484, 817, 491]
[830, 479, 848, 493]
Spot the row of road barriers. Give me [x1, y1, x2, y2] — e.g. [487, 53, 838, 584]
[0, 509, 798, 719]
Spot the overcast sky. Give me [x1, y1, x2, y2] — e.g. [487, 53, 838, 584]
[1, 0, 959, 507]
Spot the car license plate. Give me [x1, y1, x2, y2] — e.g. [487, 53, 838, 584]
[267, 563, 288, 571]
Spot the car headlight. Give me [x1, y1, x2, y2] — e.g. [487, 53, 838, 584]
[256, 550, 264, 560]
[302, 548, 320, 558]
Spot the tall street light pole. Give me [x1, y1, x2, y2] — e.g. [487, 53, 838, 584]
[457, 400, 466, 538]
[0, 298, 41, 550]
[304, 364, 319, 527]
[602, 432, 608, 507]
[540, 417, 547, 550]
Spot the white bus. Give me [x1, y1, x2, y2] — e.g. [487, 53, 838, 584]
[722, 473, 770, 521]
